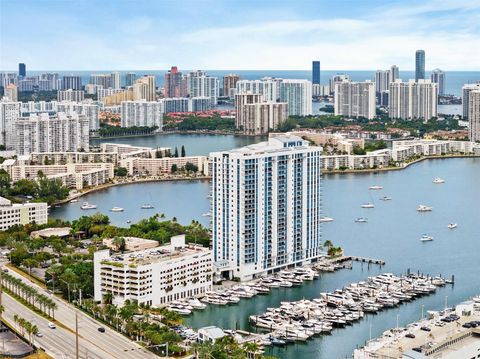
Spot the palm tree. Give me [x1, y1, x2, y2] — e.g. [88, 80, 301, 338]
[0, 304, 4, 320]
[243, 342, 260, 358]
[103, 291, 113, 305]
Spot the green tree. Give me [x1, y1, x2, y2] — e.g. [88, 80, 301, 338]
[184, 162, 198, 173]
[181, 145, 186, 157]
[171, 164, 178, 173]
[114, 167, 128, 177]
[174, 147, 179, 158]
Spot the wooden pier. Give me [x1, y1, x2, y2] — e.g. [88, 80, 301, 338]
[332, 255, 385, 266]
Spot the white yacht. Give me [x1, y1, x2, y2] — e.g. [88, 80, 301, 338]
[110, 207, 124, 212]
[202, 212, 211, 217]
[320, 216, 334, 222]
[417, 205, 433, 212]
[433, 178, 445, 184]
[447, 223, 458, 229]
[420, 235, 434, 242]
[70, 199, 79, 203]
[361, 203, 375, 208]
[355, 218, 368, 223]
[80, 202, 97, 210]
[141, 204, 154, 209]
[369, 185, 383, 190]
[380, 196, 392, 201]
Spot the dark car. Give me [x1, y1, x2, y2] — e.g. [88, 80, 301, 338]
[462, 322, 472, 328]
[405, 333, 416, 338]
[420, 326, 431, 332]
[98, 327, 105, 333]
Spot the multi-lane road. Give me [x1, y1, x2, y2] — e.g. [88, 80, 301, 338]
[1, 264, 159, 359]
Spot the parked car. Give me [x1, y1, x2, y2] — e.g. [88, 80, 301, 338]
[48, 322, 56, 329]
[405, 333, 416, 339]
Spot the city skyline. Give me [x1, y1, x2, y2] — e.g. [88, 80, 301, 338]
[1, 0, 479, 71]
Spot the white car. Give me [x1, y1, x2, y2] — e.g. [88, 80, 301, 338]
[48, 322, 56, 329]
[36, 332, 43, 337]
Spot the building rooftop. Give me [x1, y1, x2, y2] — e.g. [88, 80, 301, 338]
[198, 326, 226, 340]
[100, 235, 210, 267]
[222, 135, 315, 156]
[31, 227, 71, 238]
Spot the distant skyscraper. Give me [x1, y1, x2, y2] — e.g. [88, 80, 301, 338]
[57, 89, 85, 102]
[415, 50, 425, 81]
[90, 74, 111, 88]
[468, 90, 480, 142]
[111, 72, 121, 89]
[222, 74, 240, 98]
[4, 84, 18, 102]
[329, 74, 350, 95]
[15, 113, 90, 155]
[18, 63, 26, 77]
[210, 135, 322, 281]
[0, 100, 21, 150]
[164, 66, 184, 98]
[335, 81, 376, 119]
[133, 75, 156, 101]
[462, 83, 480, 118]
[62, 75, 82, 90]
[312, 61, 320, 85]
[390, 65, 399, 82]
[389, 79, 437, 120]
[235, 93, 287, 134]
[430, 69, 445, 96]
[121, 100, 163, 128]
[279, 79, 312, 116]
[185, 70, 219, 104]
[125, 72, 137, 87]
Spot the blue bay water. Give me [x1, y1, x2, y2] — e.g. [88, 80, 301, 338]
[51, 133, 480, 358]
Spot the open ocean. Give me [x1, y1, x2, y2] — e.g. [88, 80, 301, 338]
[24, 70, 480, 97]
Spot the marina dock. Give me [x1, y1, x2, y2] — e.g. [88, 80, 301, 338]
[332, 255, 386, 266]
[248, 272, 452, 344]
[353, 296, 480, 358]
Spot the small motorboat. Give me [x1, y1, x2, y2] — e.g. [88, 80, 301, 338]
[70, 199, 79, 203]
[110, 207, 124, 212]
[417, 205, 433, 212]
[355, 218, 368, 223]
[433, 178, 445, 184]
[141, 204, 154, 209]
[126, 220, 131, 224]
[320, 217, 334, 222]
[420, 235, 434, 242]
[361, 203, 375, 208]
[80, 202, 97, 210]
[447, 223, 457, 229]
[380, 196, 392, 201]
[369, 185, 383, 190]
[202, 212, 211, 217]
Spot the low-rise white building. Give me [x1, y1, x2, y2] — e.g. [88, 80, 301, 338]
[0, 196, 48, 230]
[94, 235, 213, 307]
[10, 163, 114, 190]
[120, 156, 209, 176]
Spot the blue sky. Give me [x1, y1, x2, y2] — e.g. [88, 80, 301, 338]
[1, 0, 479, 70]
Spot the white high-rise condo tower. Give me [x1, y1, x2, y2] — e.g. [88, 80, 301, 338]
[335, 81, 376, 119]
[468, 90, 480, 142]
[389, 79, 438, 120]
[210, 135, 322, 281]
